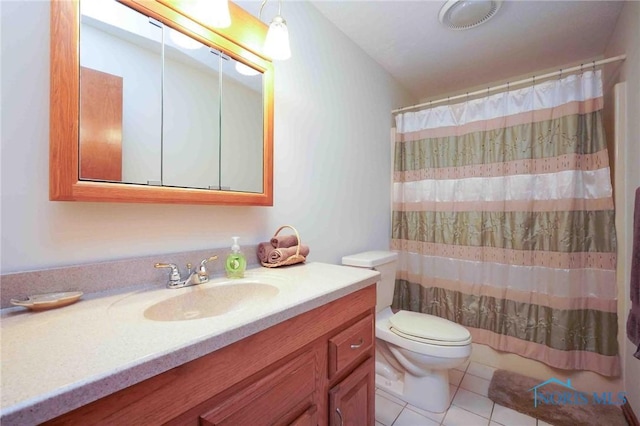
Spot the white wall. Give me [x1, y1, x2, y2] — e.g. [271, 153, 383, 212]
[604, 0, 640, 412]
[0, 0, 414, 274]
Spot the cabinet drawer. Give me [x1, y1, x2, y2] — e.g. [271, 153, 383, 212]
[200, 351, 316, 426]
[328, 315, 374, 378]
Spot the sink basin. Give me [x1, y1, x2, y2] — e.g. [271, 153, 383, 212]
[143, 282, 279, 322]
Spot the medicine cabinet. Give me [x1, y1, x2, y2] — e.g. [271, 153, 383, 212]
[50, 0, 274, 205]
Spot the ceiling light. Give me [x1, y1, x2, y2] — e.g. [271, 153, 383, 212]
[439, 0, 502, 30]
[260, 0, 291, 60]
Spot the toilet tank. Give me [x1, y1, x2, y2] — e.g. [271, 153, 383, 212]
[342, 251, 398, 313]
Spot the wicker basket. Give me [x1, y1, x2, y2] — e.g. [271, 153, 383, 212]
[261, 225, 306, 268]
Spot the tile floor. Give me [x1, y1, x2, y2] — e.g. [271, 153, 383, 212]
[375, 360, 553, 426]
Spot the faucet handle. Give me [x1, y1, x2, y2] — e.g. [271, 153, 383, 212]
[201, 255, 218, 266]
[198, 256, 218, 274]
[154, 263, 181, 283]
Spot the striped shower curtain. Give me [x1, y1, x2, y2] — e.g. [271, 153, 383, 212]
[391, 70, 620, 376]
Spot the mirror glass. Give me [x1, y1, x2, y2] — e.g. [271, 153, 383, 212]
[80, 0, 162, 185]
[78, 0, 265, 193]
[163, 27, 222, 189]
[220, 56, 264, 193]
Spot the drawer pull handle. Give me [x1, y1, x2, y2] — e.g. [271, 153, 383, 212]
[336, 408, 344, 426]
[350, 338, 364, 349]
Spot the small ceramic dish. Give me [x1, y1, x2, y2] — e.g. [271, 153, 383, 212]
[10, 291, 83, 311]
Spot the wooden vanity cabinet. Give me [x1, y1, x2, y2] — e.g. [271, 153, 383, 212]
[46, 285, 375, 425]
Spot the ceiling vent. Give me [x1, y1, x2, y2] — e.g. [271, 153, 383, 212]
[439, 0, 502, 30]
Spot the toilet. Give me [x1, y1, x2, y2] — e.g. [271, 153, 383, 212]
[342, 251, 472, 413]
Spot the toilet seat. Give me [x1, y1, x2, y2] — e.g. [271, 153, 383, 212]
[376, 307, 472, 358]
[389, 310, 472, 346]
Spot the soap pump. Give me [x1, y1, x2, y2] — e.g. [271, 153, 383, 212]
[225, 236, 246, 278]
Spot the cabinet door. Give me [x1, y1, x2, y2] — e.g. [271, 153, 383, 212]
[329, 357, 374, 426]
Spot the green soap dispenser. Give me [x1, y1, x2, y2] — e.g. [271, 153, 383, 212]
[225, 236, 246, 278]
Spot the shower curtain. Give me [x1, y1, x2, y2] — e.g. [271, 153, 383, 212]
[392, 70, 620, 376]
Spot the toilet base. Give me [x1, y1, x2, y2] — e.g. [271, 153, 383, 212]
[375, 373, 404, 398]
[375, 365, 451, 413]
[404, 369, 450, 412]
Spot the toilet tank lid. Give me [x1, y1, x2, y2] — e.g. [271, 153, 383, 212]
[342, 251, 398, 267]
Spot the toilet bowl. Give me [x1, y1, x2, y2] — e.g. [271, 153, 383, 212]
[342, 251, 472, 413]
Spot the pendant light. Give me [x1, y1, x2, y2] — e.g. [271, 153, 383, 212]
[259, 0, 291, 60]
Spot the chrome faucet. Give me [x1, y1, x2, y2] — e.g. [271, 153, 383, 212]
[155, 256, 218, 289]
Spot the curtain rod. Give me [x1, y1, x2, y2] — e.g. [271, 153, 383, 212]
[392, 54, 627, 115]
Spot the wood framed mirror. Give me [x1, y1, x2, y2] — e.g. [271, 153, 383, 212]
[50, 0, 274, 206]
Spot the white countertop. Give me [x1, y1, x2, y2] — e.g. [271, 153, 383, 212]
[0, 262, 379, 425]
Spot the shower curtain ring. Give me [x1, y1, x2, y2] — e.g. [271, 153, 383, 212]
[592, 60, 596, 71]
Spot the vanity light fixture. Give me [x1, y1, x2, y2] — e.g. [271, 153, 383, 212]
[170, 0, 231, 33]
[207, 0, 232, 28]
[259, 0, 291, 60]
[439, 0, 502, 30]
[168, 0, 231, 50]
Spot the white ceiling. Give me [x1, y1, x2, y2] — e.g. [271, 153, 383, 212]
[308, 0, 624, 101]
